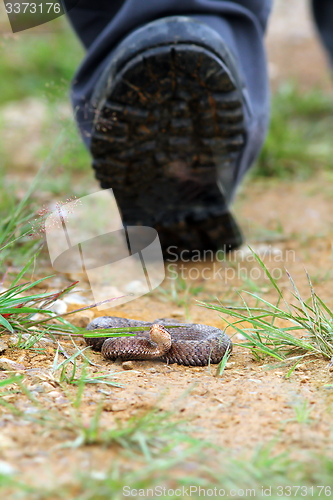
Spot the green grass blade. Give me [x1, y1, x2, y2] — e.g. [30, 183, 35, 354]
[0, 313, 14, 332]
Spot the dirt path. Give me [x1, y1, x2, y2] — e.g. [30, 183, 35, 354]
[1, 0, 333, 494]
[1, 173, 333, 488]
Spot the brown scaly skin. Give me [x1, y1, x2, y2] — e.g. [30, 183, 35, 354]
[86, 316, 232, 366]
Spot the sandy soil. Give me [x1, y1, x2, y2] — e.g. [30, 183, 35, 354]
[1, 172, 333, 487]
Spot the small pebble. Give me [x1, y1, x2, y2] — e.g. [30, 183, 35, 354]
[0, 357, 25, 371]
[48, 299, 67, 315]
[224, 362, 236, 370]
[0, 435, 15, 448]
[63, 293, 90, 305]
[28, 385, 45, 393]
[0, 340, 8, 353]
[28, 314, 43, 322]
[122, 361, 134, 370]
[26, 368, 53, 382]
[170, 309, 184, 318]
[103, 402, 113, 412]
[16, 354, 26, 364]
[191, 387, 208, 396]
[55, 397, 69, 405]
[110, 402, 128, 412]
[25, 407, 40, 415]
[41, 382, 55, 391]
[295, 364, 307, 371]
[48, 391, 62, 398]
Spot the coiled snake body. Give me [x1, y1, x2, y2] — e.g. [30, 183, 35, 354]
[86, 316, 232, 366]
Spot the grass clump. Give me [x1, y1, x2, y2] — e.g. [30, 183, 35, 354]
[2, 431, 333, 500]
[0, 267, 146, 346]
[202, 248, 333, 365]
[0, 372, 199, 459]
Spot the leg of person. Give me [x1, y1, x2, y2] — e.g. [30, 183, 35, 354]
[311, 0, 333, 67]
[66, 0, 272, 255]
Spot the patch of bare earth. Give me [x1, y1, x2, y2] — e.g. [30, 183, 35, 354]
[1, 172, 333, 487]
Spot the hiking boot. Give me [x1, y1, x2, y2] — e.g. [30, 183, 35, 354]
[89, 16, 246, 256]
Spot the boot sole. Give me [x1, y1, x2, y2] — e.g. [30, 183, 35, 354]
[90, 18, 245, 255]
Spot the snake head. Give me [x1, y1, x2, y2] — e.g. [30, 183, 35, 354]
[149, 324, 172, 351]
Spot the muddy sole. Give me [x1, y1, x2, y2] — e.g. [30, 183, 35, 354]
[90, 18, 245, 254]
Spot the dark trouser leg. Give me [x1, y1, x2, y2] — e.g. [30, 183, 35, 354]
[66, 0, 126, 49]
[312, 0, 333, 67]
[67, 0, 272, 189]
